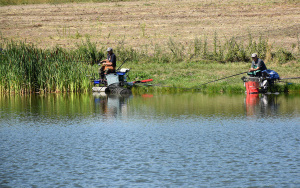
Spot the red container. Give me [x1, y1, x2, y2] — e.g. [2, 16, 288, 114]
[245, 81, 259, 94]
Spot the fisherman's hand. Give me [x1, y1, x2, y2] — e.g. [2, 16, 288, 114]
[98, 60, 105, 66]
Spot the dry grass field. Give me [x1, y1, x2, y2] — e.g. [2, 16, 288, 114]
[0, 0, 299, 52]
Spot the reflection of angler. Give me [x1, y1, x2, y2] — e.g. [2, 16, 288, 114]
[245, 94, 279, 117]
[245, 94, 259, 116]
[93, 93, 132, 116]
[259, 94, 279, 116]
[108, 94, 130, 116]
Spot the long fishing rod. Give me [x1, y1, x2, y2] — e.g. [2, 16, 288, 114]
[199, 71, 249, 86]
[116, 58, 128, 71]
[278, 77, 300, 84]
[149, 71, 249, 90]
[280, 77, 300, 80]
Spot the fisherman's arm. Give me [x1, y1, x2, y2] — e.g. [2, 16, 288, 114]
[99, 59, 113, 66]
[252, 60, 265, 71]
[103, 61, 113, 66]
[249, 66, 260, 72]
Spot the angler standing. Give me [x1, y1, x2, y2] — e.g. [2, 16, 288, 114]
[99, 47, 116, 79]
[248, 53, 267, 77]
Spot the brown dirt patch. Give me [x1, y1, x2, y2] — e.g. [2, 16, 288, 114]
[0, 0, 299, 51]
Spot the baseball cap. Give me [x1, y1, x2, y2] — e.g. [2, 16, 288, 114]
[107, 47, 113, 52]
[251, 53, 257, 58]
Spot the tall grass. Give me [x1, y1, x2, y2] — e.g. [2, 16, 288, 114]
[114, 32, 297, 64]
[0, 40, 97, 93]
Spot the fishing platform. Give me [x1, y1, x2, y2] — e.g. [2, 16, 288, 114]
[242, 69, 280, 94]
[92, 68, 153, 94]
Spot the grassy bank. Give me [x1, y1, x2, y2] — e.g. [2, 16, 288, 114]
[0, 36, 299, 94]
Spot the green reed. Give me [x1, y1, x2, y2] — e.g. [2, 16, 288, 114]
[0, 40, 96, 93]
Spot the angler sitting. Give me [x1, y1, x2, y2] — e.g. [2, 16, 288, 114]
[99, 47, 116, 79]
[248, 53, 267, 77]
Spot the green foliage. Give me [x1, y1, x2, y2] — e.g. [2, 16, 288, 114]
[274, 48, 295, 64]
[173, 32, 278, 63]
[0, 40, 94, 93]
[152, 44, 170, 64]
[167, 38, 185, 62]
[112, 32, 293, 66]
[115, 45, 140, 63]
[284, 83, 300, 93]
[75, 38, 105, 65]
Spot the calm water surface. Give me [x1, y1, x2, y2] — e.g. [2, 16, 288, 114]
[0, 93, 299, 187]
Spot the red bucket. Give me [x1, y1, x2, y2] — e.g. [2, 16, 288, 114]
[245, 81, 259, 94]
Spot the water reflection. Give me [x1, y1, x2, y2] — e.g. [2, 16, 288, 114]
[0, 93, 299, 121]
[0, 92, 299, 187]
[93, 93, 132, 119]
[245, 94, 280, 117]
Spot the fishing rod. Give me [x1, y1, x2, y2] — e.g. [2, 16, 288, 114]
[278, 77, 300, 84]
[116, 58, 128, 72]
[279, 77, 300, 80]
[149, 71, 249, 90]
[199, 71, 249, 86]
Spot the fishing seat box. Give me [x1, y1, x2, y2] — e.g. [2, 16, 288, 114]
[245, 77, 260, 94]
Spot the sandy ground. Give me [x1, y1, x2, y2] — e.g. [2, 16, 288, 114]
[0, 0, 299, 51]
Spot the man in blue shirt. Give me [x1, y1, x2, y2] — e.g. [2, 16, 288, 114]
[248, 53, 267, 77]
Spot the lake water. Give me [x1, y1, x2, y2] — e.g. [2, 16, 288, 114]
[0, 92, 299, 187]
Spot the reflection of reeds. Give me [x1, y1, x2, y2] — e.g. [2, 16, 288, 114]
[131, 83, 300, 95]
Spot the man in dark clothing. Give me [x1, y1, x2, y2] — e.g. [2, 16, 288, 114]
[99, 47, 116, 79]
[248, 53, 267, 77]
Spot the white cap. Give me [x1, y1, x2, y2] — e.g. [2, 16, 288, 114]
[107, 47, 113, 52]
[251, 53, 257, 58]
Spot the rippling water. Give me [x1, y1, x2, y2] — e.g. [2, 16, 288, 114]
[0, 93, 299, 187]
